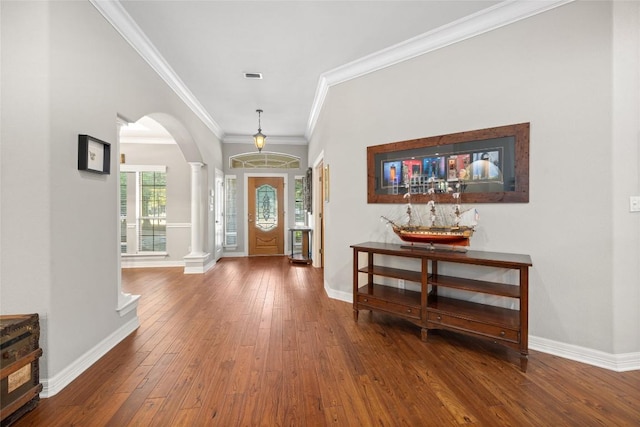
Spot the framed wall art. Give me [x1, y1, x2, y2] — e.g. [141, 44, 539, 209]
[78, 134, 111, 175]
[367, 123, 529, 204]
[324, 164, 330, 203]
[304, 167, 313, 213]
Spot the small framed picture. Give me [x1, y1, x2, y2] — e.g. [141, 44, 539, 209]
[78, 134, 111, 174]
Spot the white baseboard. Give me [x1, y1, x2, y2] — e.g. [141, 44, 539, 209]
[324, 282, 639, 372]
[529, 336, 640, 372]
[204, 258, 217, 272]
[324, 280, 352, 303]
[121, 259, 184, 268]
[121, 257, 217, 273]
[40, 316, 140, 397]
[222, 251, 246, 258]
[184, 258, 216, 274]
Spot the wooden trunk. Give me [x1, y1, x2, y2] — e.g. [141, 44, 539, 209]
[1, 314, 43, 427]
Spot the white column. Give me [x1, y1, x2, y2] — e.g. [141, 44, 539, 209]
[188, 161, 204, 255]
[184, 162, 210, 274]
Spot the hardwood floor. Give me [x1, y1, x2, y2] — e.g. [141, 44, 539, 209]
[13, 256, 640, 426]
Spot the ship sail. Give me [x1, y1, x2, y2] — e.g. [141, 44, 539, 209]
[381, 178, 478, 250]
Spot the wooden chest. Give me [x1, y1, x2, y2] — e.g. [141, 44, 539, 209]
[1, 314, 43, 426]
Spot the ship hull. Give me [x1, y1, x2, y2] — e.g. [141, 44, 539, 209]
[392, 226, 473, 247]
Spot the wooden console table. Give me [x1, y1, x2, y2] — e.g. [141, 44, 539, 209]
[352, 241, 532, 371]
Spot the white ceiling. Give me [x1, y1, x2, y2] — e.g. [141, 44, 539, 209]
[103, 1, 568, 143]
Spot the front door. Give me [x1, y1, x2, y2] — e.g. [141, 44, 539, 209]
[248, 177, 284, 255]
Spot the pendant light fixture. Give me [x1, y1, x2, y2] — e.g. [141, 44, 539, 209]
[253, 109, 267, 152]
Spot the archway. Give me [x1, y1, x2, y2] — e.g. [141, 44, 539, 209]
[118, 114, 212, 274]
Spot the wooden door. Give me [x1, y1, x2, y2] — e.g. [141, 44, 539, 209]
[248, 177, 285, 255]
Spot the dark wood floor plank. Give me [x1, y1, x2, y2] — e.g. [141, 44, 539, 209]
[103, 352, 176, 426]
[226, 344, 255, 396]
[323, 345, 380, 426]
[125, 397, 165, 427]
[266, 306, 284, 373]
[313, 348, 344, 410]
[282, 349, 305, 426]
[12, 257, 640, 426]
[254, 370, 284, 426]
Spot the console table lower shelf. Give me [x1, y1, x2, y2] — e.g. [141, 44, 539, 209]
[352, 241, 532, 371]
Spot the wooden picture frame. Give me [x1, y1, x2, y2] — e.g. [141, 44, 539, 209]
[78, 134, 111, 175]
[304, 167, 313, 213]
[367, 123, 529, 204]
[324, 164, 330, 203]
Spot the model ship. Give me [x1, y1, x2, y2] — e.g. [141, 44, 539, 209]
[382, 178, 478, 250]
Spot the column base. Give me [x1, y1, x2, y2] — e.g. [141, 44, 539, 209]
[183, 252, 211, 274]
[117, 292, 140, 317]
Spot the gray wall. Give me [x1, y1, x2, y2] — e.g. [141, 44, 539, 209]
[1, 0, 222, 390]
[309, 1, 640, 356]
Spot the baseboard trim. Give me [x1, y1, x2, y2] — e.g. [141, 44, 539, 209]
[222, 251, 246, 258]
[121, 259, 184, 268]
[529, 336, 640, 372]
[324, 281, 352, 303]
[324, 284, 639, 372]
[40, 316, 140, 397]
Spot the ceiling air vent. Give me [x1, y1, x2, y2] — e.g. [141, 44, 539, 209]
[244, 72, 263, 79]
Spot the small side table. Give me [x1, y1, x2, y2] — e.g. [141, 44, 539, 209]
[289, 227, 312, 264]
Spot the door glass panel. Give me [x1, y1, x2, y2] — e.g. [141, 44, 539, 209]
[256, 184, 277, 231]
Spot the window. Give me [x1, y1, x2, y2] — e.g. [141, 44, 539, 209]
[139, 172, 167, 251]
[293, 175, 306, 245]
[120, 165, 167, 254]
[120, 172, 127, 253]
[224, 175, 237, 247]
[294, 176, 305, 226]
[229, 152, 300, 169]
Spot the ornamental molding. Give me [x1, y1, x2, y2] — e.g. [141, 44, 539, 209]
[89, 0, 224, 139]
[305, 0, 574, 139]
[90, 0, 573, 143]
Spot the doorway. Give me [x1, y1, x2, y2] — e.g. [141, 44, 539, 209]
[248, 176, 285, 255]
[214, 169, 224, 261]
[315, 161, 325, 268]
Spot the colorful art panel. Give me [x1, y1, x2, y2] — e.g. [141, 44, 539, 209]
[422, 157, 446, 180]
[471, 150, 502, 180]
[382, 160, 402, 188]
[402, 159, 422, 182]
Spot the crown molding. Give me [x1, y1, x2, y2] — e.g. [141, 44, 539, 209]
[91, 0, 573, 145]
[223, 134, 307, 146]
[305, 0, 575, 140]
[89, 0, 224, 140]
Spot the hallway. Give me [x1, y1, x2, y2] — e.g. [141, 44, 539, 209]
[14, 257, 640, 426]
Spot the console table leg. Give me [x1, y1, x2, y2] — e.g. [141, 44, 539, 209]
[421, 328, 428, 342]
[519, 353, 528, 372]
[353, 309, 359, 322]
